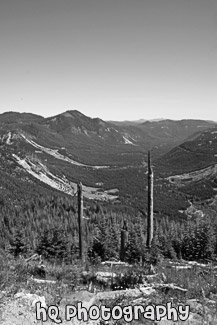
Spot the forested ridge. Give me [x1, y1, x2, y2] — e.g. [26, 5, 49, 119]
[1, 193, 216, 264]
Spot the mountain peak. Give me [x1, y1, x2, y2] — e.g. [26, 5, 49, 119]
[64, 110, 87, 117]
[0, 111, 44, 124]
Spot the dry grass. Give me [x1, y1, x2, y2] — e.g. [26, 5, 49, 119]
[1, 251, 217, 324]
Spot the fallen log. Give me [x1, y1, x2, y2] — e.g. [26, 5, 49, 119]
[96, 286, 155, 301]
[30, 277, 56, 284]
[152, 283, 188, 292]
[101, 261, 132, 267]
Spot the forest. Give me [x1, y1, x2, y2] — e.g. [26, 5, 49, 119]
[0, 192, 216, 265]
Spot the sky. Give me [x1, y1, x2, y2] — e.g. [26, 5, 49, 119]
[0, 0, 217, 121]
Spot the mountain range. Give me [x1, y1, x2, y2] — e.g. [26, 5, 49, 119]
[1, 109, 217, 219]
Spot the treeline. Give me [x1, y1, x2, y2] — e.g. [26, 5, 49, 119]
[0, 193, 216, 264]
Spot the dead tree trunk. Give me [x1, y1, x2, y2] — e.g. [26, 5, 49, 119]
[77, 182, 84, 262]
[146, 151, 154, 249]
[120, 219, 128, 261]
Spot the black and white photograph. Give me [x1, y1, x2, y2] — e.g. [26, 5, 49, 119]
[0, 0, 217, 323]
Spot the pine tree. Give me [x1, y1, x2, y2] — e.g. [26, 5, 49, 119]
[9, 228, 29, 257]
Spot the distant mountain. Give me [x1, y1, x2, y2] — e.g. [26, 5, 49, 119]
[132, 119, 216, 156]
[0, 110, 215, 167]
[0, 109, 216, 217]
[0, 110, 214, 165]
[108, 119, 147, 126]
[109, 118, 165, 126]
[158, 126, 217, 175]
[156, 126, 217, 203]
[0, 111, 44, 124]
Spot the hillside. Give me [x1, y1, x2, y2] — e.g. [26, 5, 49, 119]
[158, 127, 217, 175]
[1, 111, 214, 162]
[0, 110, 216, 218]
[1, 111, 217, 325]
[156, 127, 217, 202]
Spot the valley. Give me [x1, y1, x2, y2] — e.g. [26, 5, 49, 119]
[1, 110, 217, 217]
[1, 110, 217, 325]
[12, 153, 119, 201]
